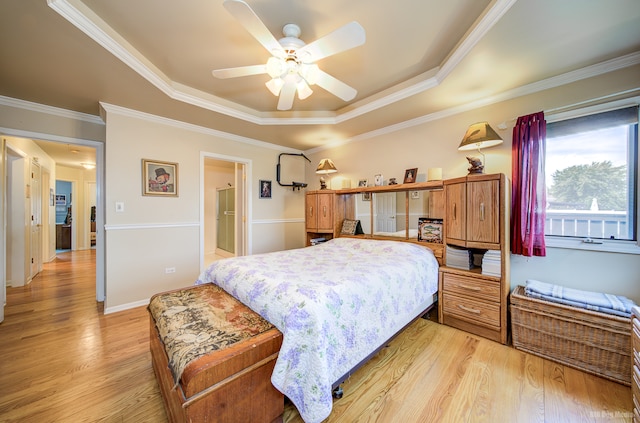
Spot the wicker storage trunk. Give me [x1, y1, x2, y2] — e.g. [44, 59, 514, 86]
[510, 285, 631, 386]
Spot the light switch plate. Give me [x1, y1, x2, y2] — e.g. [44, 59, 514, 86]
[115, 202, 124, 213]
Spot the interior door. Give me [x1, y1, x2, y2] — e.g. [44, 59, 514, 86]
[374, 192, 397, 233]
[30, 160, 42, 278]
[0, 138, 6, 323]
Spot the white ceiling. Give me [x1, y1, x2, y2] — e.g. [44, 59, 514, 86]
[2, 0, 640, 166]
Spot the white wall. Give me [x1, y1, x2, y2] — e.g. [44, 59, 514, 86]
[305, 64, 640, 303]
[101, 105, 307, 312]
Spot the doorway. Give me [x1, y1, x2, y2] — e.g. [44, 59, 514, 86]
[2, 134, 104, 309]
[202, 154, 249, 268]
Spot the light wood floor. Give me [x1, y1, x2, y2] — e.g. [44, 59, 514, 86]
[0, 250, 633, 422]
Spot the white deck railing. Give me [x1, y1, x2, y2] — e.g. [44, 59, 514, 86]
[545, 210, 629, 239]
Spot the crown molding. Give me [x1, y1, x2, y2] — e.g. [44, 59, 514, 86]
[98, 102, 301, 153]
[0, 95, 104, 125]
[47, 0, 516, 126]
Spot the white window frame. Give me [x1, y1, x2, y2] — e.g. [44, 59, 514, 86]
[544, 97, 640, 255]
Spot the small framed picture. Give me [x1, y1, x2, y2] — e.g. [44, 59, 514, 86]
[259, 180, 272, 199]
[418, 218, 443, 243]
[143, 159, 178, 196]
[404, 168, 418, 184]
[411, 191, 420, 199]
[362, 192, 371, 201]
[374, 174, 383, 186]
[358, 179, 368, 187]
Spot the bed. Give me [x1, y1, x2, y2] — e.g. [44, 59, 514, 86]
[195, 237, 439, 423]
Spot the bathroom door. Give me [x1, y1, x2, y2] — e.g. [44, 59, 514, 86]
[217, 187, 235, 254]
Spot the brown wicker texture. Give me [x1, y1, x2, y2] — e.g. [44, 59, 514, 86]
[510, 285, 631, 386]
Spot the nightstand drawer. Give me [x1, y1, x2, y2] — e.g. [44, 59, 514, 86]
[634, 320, 640, 355]
[634, 365, 640, 413]
[442, 292, 500, 327]
[442, 273, 500, 303]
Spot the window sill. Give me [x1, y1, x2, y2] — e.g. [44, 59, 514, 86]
[545, 236, 640, 255]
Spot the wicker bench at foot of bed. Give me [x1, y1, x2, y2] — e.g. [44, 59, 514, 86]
[510, 285, 631, 386]
[149, 285, 284, 423]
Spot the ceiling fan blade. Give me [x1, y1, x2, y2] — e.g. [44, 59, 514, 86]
[297, 21, 365, 62]
[277, 80, 297, 110]
[223, 0, 285, 57]
[314, 70, 357, 102]
[212, 64, 267, 79]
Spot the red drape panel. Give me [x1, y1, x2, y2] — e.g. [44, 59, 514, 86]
[511, 111, 547, 257]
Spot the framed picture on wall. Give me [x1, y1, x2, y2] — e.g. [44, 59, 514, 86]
[259, 180, 272, 199]
[55, 194, 66, 205]
[142, 159, 178, 196]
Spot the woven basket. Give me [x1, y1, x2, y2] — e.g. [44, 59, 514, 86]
[510, 285, 631, 386]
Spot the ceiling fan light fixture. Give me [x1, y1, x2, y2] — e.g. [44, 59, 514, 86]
[296, 80, 313, 100]
[265, 78, 284, 96]
[266, 56, 285, 78]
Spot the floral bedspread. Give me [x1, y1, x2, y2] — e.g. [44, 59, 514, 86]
[195, 238, 439, 423]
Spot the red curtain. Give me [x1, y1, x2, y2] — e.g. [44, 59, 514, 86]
[511, 111, 547, 256]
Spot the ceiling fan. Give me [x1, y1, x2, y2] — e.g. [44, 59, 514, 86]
[212, 0, 366, 111]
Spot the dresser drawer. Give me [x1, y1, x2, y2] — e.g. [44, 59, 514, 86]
[634, 365, 640, 416]
[634, 320, 640, 356]
[442, 272, 501, 303]
[442, 292, 500, 327]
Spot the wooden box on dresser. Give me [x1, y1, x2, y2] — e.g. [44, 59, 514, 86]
[633, 305, 640, 422]
[438, 173, 510, 344]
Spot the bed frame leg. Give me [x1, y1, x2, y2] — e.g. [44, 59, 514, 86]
[332, 385, 344, 399]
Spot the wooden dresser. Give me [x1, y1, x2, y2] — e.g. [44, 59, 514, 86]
[633, 306, 640, 422]
[439, 173, 510, 344]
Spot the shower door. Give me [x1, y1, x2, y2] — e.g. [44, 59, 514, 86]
[217, 187, 235, 254]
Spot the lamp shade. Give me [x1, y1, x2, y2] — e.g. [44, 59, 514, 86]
[458, 122, 503, 151]
[316, 158, 338, 174]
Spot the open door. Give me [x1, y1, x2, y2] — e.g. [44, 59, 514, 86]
[0, 137, 6, 323]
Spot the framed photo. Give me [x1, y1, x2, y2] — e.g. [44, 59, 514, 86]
[362, 192, 371, 201]
[374, 174, 383, 186]
[411, 191, 420, 199]
[259, 180, 272, 199]
[55, 194, 66, 205]
[404, 168, 418, 184]
[418, 218, 443, 243]
[358, 179, 368, 187]
[143, 159, 178, 196]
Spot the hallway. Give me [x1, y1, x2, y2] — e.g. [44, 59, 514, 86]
[0, 250, 167, 422]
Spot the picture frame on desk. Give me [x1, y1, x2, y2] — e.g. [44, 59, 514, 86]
[358, 179, 368, 187]
[374, 174, 383, 186]
[418, 218, 443, 243]
[404, 168, 418, 184]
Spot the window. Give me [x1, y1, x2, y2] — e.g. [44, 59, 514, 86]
[545, 104, 639, 251]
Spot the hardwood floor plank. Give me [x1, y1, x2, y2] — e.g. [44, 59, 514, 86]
[0, 250, 633, 422]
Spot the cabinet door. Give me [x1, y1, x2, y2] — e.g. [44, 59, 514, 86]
[306, 193, 318, 231]
[316, 192, 334, 231]
[445, 181, 466, 245]
[466, 179, 499, 245]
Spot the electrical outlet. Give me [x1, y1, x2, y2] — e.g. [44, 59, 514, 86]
[165, 267, 176, 274]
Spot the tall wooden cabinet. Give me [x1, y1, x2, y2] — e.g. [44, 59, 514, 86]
[439, 173, 510, 344]
[305, 191, 347, 246]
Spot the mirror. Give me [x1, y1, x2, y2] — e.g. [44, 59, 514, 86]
[367, 190, 445, 239]
[353, 192, 372, 235]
